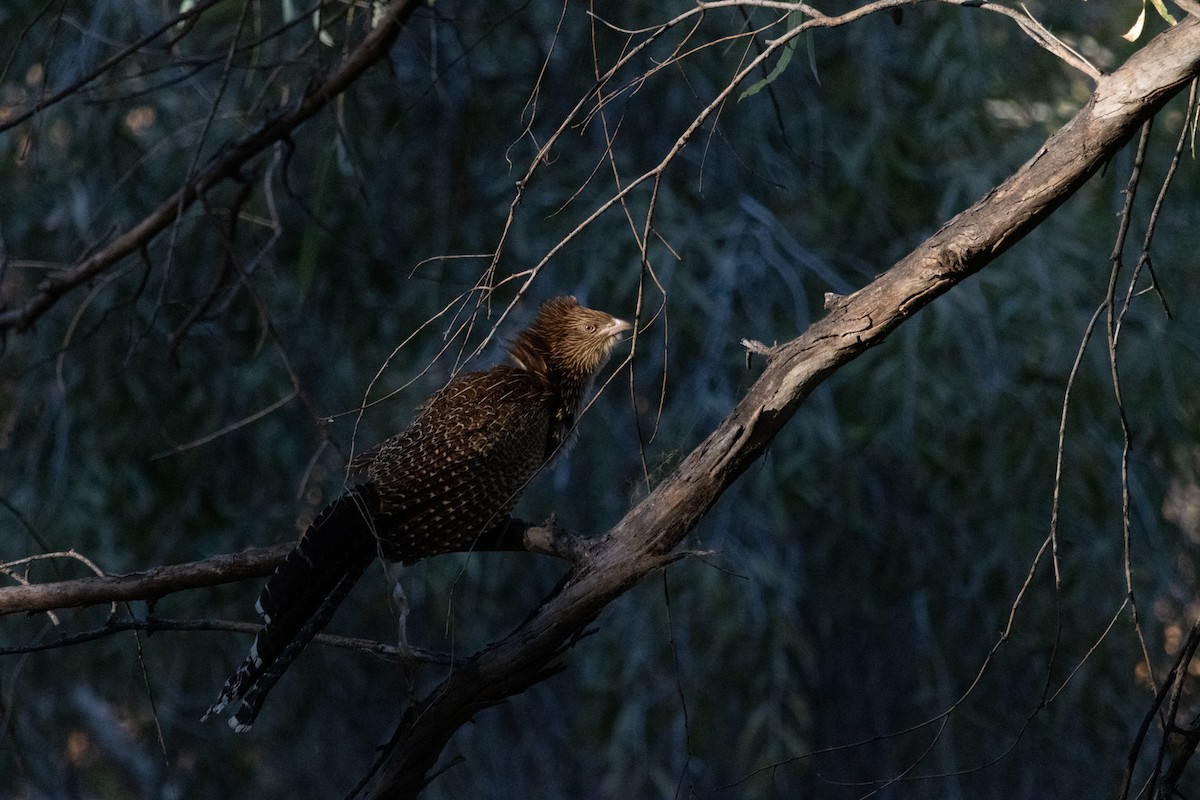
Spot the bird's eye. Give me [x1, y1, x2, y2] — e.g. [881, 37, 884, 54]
[583, 323, 597, 333]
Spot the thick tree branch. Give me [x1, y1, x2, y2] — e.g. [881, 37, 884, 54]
[0, 521, 584, 617]
[0, 544, 291, 616]
[0, 0, 424, 335]
[358, 17, 1200, 799]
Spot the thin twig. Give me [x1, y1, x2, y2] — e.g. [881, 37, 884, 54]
[0, 614, 454, 665]
[1107, 120, 1157, 695]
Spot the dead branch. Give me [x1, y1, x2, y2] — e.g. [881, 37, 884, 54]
[355, 16, 1200, 799]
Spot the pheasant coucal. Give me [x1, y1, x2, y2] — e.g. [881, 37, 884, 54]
[203, 296, 631, 731]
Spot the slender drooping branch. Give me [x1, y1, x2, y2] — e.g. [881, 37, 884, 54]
[0, 0, 424, 335]
[358, 16, 1200, 799]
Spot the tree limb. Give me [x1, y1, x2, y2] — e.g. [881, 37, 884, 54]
[0, 544, 291, 616]
[357, 16, 1200, 799]
[0, 521, 586, 617]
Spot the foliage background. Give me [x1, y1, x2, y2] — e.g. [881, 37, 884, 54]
[2, 1, 1199, 797]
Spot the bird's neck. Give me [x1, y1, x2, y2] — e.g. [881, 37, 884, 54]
[547, 376, 588, 458]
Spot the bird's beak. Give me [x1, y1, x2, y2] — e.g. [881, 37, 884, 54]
[604, 318, 633, 341]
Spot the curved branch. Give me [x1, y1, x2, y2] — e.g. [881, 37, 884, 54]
[358, 16, 1200, 799]
[0, 0, 424, 335]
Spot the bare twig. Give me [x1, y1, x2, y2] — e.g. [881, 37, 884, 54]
[1107, 120, 1158, 691]
[0, 614, 454, 665]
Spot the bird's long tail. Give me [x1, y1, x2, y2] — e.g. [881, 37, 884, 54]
[202, 484, 381, 731]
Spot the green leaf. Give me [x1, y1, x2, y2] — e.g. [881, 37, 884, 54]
[739, 39, 796, 101]
[738, 11, 807, 102]
[1149, 0, 1178, 25]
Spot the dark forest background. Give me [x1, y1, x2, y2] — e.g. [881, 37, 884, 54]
[3, 1, 1200, 797]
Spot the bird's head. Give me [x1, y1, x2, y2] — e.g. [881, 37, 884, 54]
[508, 296, 631, 384]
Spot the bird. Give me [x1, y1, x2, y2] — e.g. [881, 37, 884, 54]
[202, 296, 631, 731]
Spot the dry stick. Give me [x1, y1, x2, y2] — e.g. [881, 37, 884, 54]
[358, 17, 1200, 799]
[1128, 78, 1199, 323]
[0, 0, 425, 335]
[1107, 121, 1160, 695]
